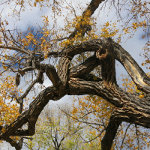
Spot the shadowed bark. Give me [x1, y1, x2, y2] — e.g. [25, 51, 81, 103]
[101, 113, 121, 150]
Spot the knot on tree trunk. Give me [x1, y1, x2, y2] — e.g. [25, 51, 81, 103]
[96, 44, 116, 85]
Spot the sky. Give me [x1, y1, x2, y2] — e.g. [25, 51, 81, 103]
[0, 0, 149, 149]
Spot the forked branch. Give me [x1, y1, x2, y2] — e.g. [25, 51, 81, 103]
[0, 86, 63, 139]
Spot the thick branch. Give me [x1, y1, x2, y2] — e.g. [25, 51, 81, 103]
[80, 73, 102, 81]
[36, 63, 61, 87]
[96, 41, 116, 85]
[60, 38, 150, 93]
[113, 41, 150, 93]
[62, 39, 102, 57]
[5, 137, 22, 150]
[83, 0, 105, 16]
[70, 55, 100, 78]
[101, 114, 121, 150]
[0, 86, 64, 138]
[57, 55, 72, 89]
[1, 37, 150, 149]
[68, 78, 150, 128]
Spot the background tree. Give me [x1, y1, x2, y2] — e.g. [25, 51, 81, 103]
[0, 0, 149, 150]
[26, 105, 102, 150]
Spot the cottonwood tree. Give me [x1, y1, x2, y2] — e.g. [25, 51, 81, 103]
[0, 0, 149, 150]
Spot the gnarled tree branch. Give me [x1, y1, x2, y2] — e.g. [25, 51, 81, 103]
[0, 0, 150, 149]
[0, 86, 63, 139]
[36, 63, 61, 87]
[70, 55, 100, 78]
[113, 41, 150, 93]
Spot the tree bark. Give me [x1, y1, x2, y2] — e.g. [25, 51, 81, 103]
[101, 114, 121, 150]
[1, 38, 150, 150]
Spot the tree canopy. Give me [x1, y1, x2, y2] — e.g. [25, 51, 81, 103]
[0, 0, 149, 149]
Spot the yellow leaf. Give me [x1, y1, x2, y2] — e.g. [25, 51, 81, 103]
[139, 94, 144, 98]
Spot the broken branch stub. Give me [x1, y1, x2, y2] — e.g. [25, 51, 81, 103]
[96, 43, 116, 85]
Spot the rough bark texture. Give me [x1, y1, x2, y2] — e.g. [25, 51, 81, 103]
[1, 39, 150, 150]
[0, 0, 150, 150]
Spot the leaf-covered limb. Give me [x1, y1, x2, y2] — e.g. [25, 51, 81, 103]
[69, 0, 105, 38]
[83, 0, 105, 17]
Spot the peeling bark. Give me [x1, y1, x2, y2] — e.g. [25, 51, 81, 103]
[96, 40, 116, 85]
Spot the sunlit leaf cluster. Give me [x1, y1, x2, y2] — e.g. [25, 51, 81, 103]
[0, 76, 19, 127]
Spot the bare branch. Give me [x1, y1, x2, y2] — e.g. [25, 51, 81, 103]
[0, 45, 31, 55]
[16, 71, 45, 113]
[70, 55, 100, 78]
[18, 67, 35, 76]
[84, 128, 105, 143]
[120, 124, 131, 149]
